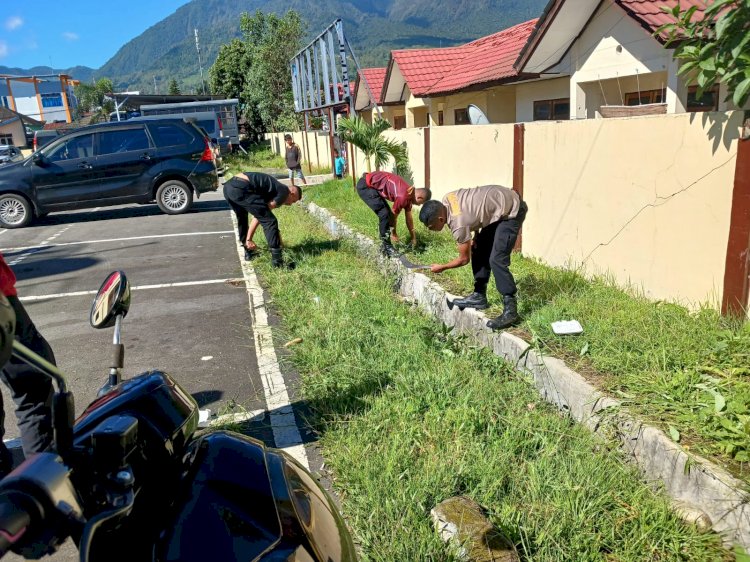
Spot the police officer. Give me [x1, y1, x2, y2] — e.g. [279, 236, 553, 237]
[223, 172, 302, 268]
[419, 185, 527, 330]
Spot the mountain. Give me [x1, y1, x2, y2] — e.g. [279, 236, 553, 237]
[0, 65, 97, 83]
[5, 0, 549, 93]
[102, 0, 549, 92]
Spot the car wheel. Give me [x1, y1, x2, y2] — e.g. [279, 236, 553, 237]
[156, 181, 193, 215]
[0, 195, 33, 228]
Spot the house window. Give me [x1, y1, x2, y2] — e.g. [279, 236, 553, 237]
[533, 98, 570, 121]
[438, 110, 444, 126]
[393, 115, 406, 130]
[41, 93, 63, 108]
[0, 134, 13, 146]
[687, 85, 719, 112]
[454, 108, 469, 125]
[624, 89, 664, 105]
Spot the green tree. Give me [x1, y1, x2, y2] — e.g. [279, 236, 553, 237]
[658, 0, 750, 107]
[209, 39, 251, 99]
[73, 78, 115, 122]
[168, 78, 182, 95]
[241, 10, 306, 132]
[337, 116, 408, 172]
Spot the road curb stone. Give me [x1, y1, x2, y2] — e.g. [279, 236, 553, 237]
[302, 201, 750, 550]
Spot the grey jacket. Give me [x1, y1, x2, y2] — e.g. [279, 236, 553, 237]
[285, 144, 302, 169]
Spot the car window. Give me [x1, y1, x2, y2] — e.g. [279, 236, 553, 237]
[146, 124, 194, 148]
[98, 128, 150, 155]
[45, 134, 95, 162]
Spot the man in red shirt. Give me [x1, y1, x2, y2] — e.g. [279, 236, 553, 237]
[356, 171, 431, 257]
[0, 254, 55, 475]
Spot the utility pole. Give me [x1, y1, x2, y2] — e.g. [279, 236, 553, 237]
[153, 76, 158, 94]
[194, 28, 206, 95]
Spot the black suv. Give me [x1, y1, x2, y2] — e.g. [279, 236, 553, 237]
[0, 119, 219, 228]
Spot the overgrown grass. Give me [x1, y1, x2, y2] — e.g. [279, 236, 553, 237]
[303, 179, 750, 480]
[248, 206, 727, 561]
[225, 144, 331, 176]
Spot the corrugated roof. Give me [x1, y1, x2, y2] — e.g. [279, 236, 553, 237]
[386, 19, 538, 99]
[0, 106, 43, 127]
[617, 0, 709, 40]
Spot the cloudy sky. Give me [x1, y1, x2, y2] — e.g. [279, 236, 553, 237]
[0, 0, 189, 70]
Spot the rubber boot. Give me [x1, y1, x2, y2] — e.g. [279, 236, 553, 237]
[487, 295, 520, 330]
[447, 291, 488, 311]
[271, 248, 295, 270]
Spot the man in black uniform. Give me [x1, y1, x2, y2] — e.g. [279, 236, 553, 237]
[223, 172, 302, 268]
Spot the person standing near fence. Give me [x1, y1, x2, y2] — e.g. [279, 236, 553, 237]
[334, 149, 346, 179]
[284, 134, 307, 186]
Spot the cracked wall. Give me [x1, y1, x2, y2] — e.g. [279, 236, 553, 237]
[522, 111, 743, 309]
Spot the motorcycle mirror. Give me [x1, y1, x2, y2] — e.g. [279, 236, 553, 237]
[90, 271, 131, 329]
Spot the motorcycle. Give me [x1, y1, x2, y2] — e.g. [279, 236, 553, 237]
[0, 271, 356, 561]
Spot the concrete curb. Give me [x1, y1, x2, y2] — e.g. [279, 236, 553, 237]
[302, 201, 750, 550]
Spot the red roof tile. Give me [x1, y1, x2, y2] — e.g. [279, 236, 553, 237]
[428, 19, 539, 96]
[386, 19, 538, 99]
[617, 0, 709, 39]
[358, 68, 387, 104]
[390, 47, 467, 97]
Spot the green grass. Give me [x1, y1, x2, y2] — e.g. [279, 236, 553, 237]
[225, 144, 331, 176]
[302, 179, 750, 481]
[247, 206, 728, 561]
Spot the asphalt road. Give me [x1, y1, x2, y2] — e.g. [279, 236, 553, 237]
[0, 190, 316, 560]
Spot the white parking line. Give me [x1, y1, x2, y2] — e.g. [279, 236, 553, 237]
[1, 230, 235, 253]
[19, 278, 237, 302]
[8, 225, 73, 266]
[230, 213, 309, 469]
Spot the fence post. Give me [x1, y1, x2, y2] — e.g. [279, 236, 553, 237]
[513, 123, 525, 252]
[424, 127, 431, 188]
[302, 114, 312, 174]
[722, 117, 750, 316]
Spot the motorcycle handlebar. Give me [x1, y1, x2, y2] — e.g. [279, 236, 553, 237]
[0, 491, 33, 558]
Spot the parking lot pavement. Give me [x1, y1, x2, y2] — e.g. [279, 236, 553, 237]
[0, 191, 318, 559]
[0, 190, 304, 427]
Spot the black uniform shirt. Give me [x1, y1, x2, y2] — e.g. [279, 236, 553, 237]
[242, 172, 290, 206]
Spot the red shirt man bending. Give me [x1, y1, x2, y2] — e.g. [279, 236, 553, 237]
[355, 171, 431, 257]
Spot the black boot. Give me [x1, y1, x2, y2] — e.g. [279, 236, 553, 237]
[487, 295, 520, 330]
[244, 247, 256, 262]
[447, 291, 488, 311]
[271, 248, 295, 270]
[381, 241, 400, 258]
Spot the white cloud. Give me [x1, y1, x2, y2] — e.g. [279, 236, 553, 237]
[0, 41, 8, 59]
[62, 32, 79, 41]
[5, 16, 23, 31]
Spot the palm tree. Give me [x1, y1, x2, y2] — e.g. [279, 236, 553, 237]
[337, 116, 407, 173]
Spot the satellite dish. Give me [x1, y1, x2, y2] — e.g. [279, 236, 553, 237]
[467, 104, 490, 125]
